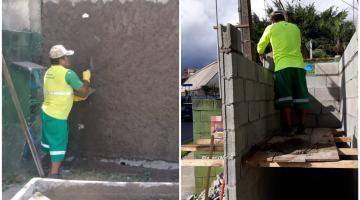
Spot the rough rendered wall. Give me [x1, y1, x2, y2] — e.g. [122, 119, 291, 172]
[306, 62, 341, 128]
[339, 31, 358, 147]
[42, 0, 179, 162]
[219, 24, 280, 200]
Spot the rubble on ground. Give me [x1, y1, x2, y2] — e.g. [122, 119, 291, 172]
[187, 173, 225, 200]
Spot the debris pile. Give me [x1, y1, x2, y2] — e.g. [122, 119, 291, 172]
[187, 173, 225, 200]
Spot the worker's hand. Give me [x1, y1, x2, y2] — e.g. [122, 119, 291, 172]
[82, 69, 91, 83]
[259, 54, 265, 62]
[73, 95, 87, 102]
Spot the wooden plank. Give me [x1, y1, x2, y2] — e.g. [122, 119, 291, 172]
[334, 137, 352, 143]
[181, 159, 224, 167]
[306, 128, 339, 162]
[246, 160, 358, 169]
[273, 153, 307, 163]
[338, 148, 358, 156]
[332, 129, 346, 137]
[181, 144, 224, 152]
[205, 135, 215, 200]
[197, 139, 224, 145]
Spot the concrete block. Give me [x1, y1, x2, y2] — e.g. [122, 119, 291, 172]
[314, 88, 340, 101]
[345, 78, 358, 98]
[237, 55, 257, 81]
[346, 98, 358, 117]
[225, 78, 244, 104]
[266, 114, 281, 133]
[235, 102, 249, 128]
[342, 31, 358, 67]
[306, 75, 326, 88]
[223, 23, 242, 54]
[226, 129, 246, 156]
[246, 119, 267, 147]
[344, 58, 358, 82]
[224, 103, 248, 130]
[266, 70, 274, 85]
[326, 75, 340, 88]
[315, 62, 339, 75]
[321, 100, 340, 114]
[245, 80, 255, 101]
[226, 158, 241, 186]
[263, 85, 275, 100]
[308, 88, 315, 101]
[223, 53, 239, 78]
[318, 113, 341, 128]
[258, 67, 267, 84]
[248, 102, 260, 122]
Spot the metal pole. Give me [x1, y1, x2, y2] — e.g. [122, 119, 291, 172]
[215, 0, 222, 99]
[2, 57, 45, 177]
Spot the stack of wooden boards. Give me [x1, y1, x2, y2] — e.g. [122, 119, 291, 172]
[181, 128, 358, 169]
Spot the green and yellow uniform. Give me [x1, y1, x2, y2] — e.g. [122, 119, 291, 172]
[41, 65, 83, 161]
[257, 21, 310, 109]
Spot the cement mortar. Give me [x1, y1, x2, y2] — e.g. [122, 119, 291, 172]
[41, 0, 179, 162]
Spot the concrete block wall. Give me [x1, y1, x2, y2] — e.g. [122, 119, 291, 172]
[218, 24, 281, 200]
[305, 62, 342, 128]
[339, 30, 358, 147]
[192, 99, 223, 194]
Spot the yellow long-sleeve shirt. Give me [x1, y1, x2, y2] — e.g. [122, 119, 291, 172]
[257, 21, 304, 72]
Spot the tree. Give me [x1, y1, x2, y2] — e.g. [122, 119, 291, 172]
[252, 1, 356, 59]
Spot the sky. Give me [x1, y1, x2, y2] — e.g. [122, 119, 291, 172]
[181, 0, 358, 71]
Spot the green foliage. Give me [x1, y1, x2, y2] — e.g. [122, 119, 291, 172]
[252, 1, 356, 58]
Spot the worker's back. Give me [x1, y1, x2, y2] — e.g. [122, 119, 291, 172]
[258, 21, 304, 71]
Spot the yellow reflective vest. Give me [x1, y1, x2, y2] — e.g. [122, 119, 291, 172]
[42, 65, 74, 120]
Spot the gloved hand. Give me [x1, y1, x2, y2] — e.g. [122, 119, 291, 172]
[82, 69, 91, 82]
[73, 95, 87, 102]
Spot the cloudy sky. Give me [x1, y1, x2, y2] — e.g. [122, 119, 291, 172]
[181, 0, 357, 70]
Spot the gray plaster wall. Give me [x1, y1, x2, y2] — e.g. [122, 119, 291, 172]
[305, 62, 342, 128]
[219, 24, 281, 200]
[2, 0, 41, 32]
[339, 30, 358, 147]
[41, 0, 179, 162]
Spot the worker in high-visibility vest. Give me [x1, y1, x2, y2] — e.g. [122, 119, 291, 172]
[41, 44, 91, 178]
[257, 10, 310, 135]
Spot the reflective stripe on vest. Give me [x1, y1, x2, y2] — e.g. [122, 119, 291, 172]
[44, 91, 73, 96]
[42, 65, 74, 120]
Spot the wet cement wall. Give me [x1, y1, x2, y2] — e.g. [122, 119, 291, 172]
[41, 0, 179, 162]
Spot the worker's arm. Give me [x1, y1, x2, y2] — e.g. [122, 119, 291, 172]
[65, 69, 91, 98]
[75, 80, 90, 97]
[257, 25, 272, 56]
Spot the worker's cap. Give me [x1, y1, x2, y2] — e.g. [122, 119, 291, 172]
[49, 45, 74, 59]
[271, 10, 286, 17]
